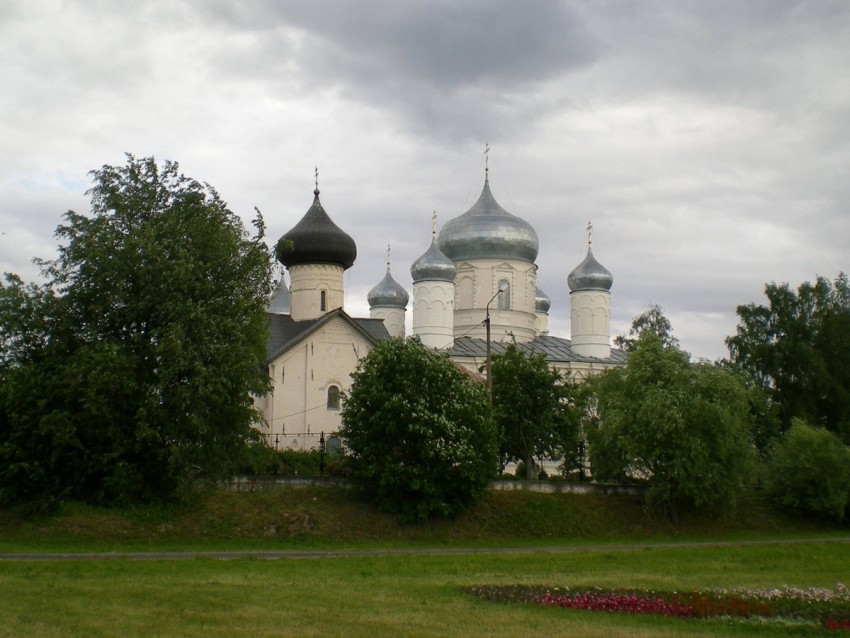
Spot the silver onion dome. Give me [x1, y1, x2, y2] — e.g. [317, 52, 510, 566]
[411, 238, 457, 283]
[568, 248, 613, 291]
[367, 266, 409, 308]
[438, 177, 539, 263]
[267, 277, 291, 314]
[535, 286, 551, 313]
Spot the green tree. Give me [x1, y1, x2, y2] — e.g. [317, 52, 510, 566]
[587, 333, 755, 521]
[767, 419, 850, 521]
[726, 274, 850, 442]
[340, 337, 498, 522]
[0, 155, 273, 509]
[614, 303, 680, 352]
[491, 344, 581, 479]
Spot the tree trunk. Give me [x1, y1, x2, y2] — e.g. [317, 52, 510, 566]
[524, 456, 537, 480]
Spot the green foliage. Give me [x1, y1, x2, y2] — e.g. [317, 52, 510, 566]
[340, 337, 498, 521]
[767, 419, 850, 521]
[727, 273, 850, 442]
[491, 344, 581, 479]
[234, 445, 350, 477]
[0, 155, 274, 510]
[587, 332, 755, 521]
[613, 303, 680, 352]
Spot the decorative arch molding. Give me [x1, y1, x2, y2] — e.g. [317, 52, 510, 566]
[428, 299, 447, 324]
[457, 275, 474, 308]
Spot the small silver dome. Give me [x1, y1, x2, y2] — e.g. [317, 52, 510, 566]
[535, 286, 551, 313]
[438, 177, 539, 263]
[411, 238, 457, 283]
[568, 248, 613, 292]
[368, 266, 409, 308]
[267, 278, 291, 314]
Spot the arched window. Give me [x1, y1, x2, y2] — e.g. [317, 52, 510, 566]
[326, 435, 343, 454]
[320, 290, 327, 312]
[327, 385, 340, 410]
[497, 279, 511, 310]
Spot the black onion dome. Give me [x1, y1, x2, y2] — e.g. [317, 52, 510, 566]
[438, 177, 539, 263]
[411, 238, 457, 283]
[568, 248, 613, 291]
[367, 266, 409, 308]
[276, 189, 357, 270]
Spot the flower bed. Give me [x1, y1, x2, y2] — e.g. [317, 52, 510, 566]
[461, 583, 850, 630]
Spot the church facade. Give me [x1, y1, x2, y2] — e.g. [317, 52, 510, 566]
[256, 165, 625, 450]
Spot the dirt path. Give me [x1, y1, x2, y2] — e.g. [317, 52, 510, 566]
[1, 537, 848, 561]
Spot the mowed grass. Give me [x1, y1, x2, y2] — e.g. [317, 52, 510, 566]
[1, 488, 848, 636]
[2, 542, 848, 637]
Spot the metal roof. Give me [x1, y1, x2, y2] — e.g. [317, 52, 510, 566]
[367, 266, 409, 308]
[535, 286, 551, 313]
[265, 309, 389, 362]
[447, 335, 627, 365]
[410, 237, 456, 283]
[276, 189, 357, 270]
[568, 248, 613, 292]
[438, 177, 539, 263]
[266, 278, 291, 314]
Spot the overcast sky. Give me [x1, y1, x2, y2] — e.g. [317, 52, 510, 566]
[2, 1, 848, 361]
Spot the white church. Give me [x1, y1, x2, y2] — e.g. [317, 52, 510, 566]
[255, 162, 626, 450]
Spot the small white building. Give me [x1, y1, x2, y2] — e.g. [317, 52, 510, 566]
[257, 162, 626, 449]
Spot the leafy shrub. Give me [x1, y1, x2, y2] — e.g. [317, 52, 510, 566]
[767, 419, 850, 521]
[340, 338, 498, 522]
[234, 445, 350, 477]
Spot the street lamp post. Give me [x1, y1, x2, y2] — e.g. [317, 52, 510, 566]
[485, 284, 507, 404]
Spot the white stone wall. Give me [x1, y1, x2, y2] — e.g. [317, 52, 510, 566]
[452, 355, 620, 386]
[370, 305, 406, 338]
[412, 280, 455, 349]
[569, 289, 612, 359]
[262, 316, 376, 448]
[452, 258, 538, 343]
[288, 263, 345, 321]
[535, 309, 549, 336]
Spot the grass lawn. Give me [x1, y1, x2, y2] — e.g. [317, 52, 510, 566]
[2, 542, 848, 637]
[1, 488, 848, 636]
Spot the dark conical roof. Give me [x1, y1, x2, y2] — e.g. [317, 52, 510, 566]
[276, 188, 357, 270]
